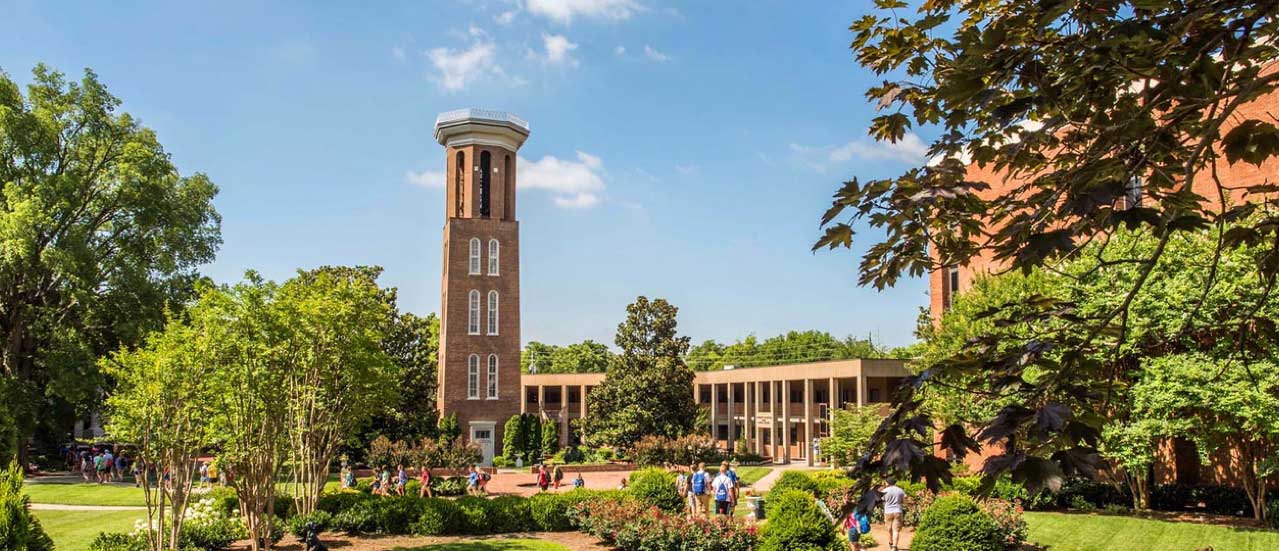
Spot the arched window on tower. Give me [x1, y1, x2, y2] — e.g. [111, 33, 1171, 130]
[479, 151, 492, 218]
[469, 238, 481, 275]
[455, 151, 466, 216]
[487, 354, 499, 399]
[503, 155, 513, 220]
[467, 354, 480, 399]
[488, 239, 499, 275]
[487, 290, 499, 335]
[468, 290, 480, 335]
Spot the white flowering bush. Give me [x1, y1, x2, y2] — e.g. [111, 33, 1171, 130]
[93, 497, 248, 551]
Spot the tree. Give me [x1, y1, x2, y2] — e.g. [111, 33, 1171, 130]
[812, 0, 1279, 501]
[686, 331, 887, 371]
[437, 413, 461, 445]
[1133, 354, 1279, 521]
[521, 340, 615, 374]
[0, 64, 221, 464]
[278, 266, 399, 515]
[821, 406, 881, 468]
[360, 312, 439, 446]
[541, 419, 559, 458]
[585, 297, 696, 450]
[102, 318, 218, 551]
[501, 415, 526, 463]
[521, 414, 542, 462]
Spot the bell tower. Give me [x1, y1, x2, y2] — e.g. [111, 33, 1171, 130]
[434, 109, 529, 466]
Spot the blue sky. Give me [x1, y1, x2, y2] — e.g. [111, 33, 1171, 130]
[1, 0, 932, 349]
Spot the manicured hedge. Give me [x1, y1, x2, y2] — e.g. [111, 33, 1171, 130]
[768, 471, 820, 497]
[759, 489, 835, 551]
[911, 494, 1005, 551]
[629, 468, 683, 512]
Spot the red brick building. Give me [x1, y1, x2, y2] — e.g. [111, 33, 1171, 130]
[929, 82, 1279, 485]
[434, 109, 528, 466]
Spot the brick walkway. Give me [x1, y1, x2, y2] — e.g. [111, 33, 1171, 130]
[480, 468, 636, 496]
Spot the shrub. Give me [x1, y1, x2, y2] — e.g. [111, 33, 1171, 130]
[631, 434, 722, 467]
[455, 496, 494, 534]
[317, 491, 374, 514]
[811, 470, 855, 496]
[759, 489, 835, 551]
[411, 498, 462, 536]
[629, 467, 683, 513]
[1, 461, 55, 551]
[88, 533, 147, 551]
[529, 492, 573, 531]
[492, 456, 510, 468]
[373, 496, 426, 534]
[911, 495, 1004, 551]
[330, 501, 378, 534]
[559, 445, 585, 464]
[1053, 478, 1129, 511]
[432, 476, 467, 496]
[769, 471, 819, 497]
[490, 495, 535, 533]
[204, 487, 240, 518]
[286, 510, 333, 537]
[1268, 499, 1279, 529]
[570, 494, 757, 551]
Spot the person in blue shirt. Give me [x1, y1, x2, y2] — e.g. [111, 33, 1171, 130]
[466, 465, 480, 496]
[396, 464, 408, 496]
[690, 462, 709, 517]
[724, 463, 740, 507]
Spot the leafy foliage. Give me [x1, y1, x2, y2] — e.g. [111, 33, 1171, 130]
[686, 330, 887, 371]
[0, 64, 221, 464]
[585, 297, 697, 450]
[628, 468, 683, 513]
[910, 495, 1005, 551]
[758, 489, 835, 551]
[0, 462, 53, 551]
[522, 340, 615, 373]
[815, 0, 1279, 508]
[820, 406, 881, 468]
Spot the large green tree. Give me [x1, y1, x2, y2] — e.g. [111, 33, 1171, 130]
[585, 297, 696, 451]
[357, 312, 440, 446]
[812, 0, 1279, 502]
[686, 330, 887, 371]
[521, 340, 615, 373]
[0, 65, 220, 463]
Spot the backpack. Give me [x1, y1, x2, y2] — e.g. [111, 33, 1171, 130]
[714, 478, 730, 501]
[858, 512, 870, 534]
[482, 472, 491, 482]
[691, 472, 706, 495]
[676, 475, 689, 497]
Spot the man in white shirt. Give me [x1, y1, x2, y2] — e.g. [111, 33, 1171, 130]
[710, 462, 734, 516]
[880, 477, 908, 551]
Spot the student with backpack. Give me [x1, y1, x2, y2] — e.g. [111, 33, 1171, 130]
[711, 462, 734, 516]
[674, 465, 690, 517]
[689, 462, 709, 518]
[845, 508, 871, 551]
[552, 464, 564, 489]
[536, 464, 550, 492]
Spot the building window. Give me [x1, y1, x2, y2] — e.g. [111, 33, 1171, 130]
[1123, 174, 1143, 209]
[487, 354, 499, 399]
[467, 354, 480, 399]
[469, 238, 481, 275]
[479, 151, 492, 218]
[468, 290, 480, 335]
[944, 265, 961, 310]
[488, 239, 499, 275]
[487, 291, 499, 335]
[455, 151, 465, 216]
[503, 155, 513, 220]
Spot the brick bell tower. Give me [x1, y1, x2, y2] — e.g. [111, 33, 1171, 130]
[434, 109, 529, 466]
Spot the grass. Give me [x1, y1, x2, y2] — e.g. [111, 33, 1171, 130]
[702, 466, 772, 487]
[1025, 511, 1279, 551]
[394, 540, 571, 551]
[33, 509, 145, 551]
[23, 482, 147, 506]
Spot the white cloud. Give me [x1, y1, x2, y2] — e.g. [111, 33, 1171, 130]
[427, 40, 498, 91]
[614, 45, 626, 55]
[528, 0, 642, 24]
[643, 45, 668, 62]
[519, 151, 607, 209]
[791, 132, 929, 172]
[495, 9, 518, 25]
[391, 46, 407, 61]
[553, 193, 601, 209]
[405, 169, 446, 188]
[541, 33, 579, 66]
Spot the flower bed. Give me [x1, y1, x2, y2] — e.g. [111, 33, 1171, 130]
[569, 495, 758, 551]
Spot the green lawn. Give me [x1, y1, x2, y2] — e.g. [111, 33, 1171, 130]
[394, 540, 571, 551]
[23, 483, 147, 506]
[1026, 511, 1279, 551]
[703, 466, 771, 486]
[33, 509, 145, 551]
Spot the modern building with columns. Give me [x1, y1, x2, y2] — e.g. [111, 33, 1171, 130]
[519, 358, 910, 465]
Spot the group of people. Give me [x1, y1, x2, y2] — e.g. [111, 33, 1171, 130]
[339, 463, 497, 498]
[197, 460, 227, 487]
[842, 477, 907, 551]
[534, 463, 585, 491]
[67, 446, 131, 484]
[675, 461, 740, 517]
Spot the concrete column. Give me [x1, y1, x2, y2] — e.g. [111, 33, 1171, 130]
[560, 384, 570, 447]
[828, 377, 837, 420]
[753, 381, 763, 454]
[781, 380, 791, 463]
[744, 382, 753, 451]
[710, 383, 719, 446]
[804, 378, 814, 466]
[520, 383, 527, 414]
[580, 385, 588, 445]
[537, 385, 545, 415]
[769, 381, 779, 461]
[857, 373, 867, 407]
[726, 382, 736, 453]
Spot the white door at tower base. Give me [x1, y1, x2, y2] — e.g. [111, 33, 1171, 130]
[470, 423, 495, 467]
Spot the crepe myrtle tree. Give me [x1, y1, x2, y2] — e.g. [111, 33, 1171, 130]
[814, 0, 1279, 511]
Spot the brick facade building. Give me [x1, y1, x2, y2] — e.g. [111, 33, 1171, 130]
[435, 109, 529, 466]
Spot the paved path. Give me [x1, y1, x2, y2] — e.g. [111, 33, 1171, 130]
[750, 461, 816, 493]
[29, 503, 146, 511]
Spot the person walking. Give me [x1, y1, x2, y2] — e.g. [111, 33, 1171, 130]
[689, 462, 709, 518]
[552, 463, 564, 490]
[881, 477, 908, 551]
[572, 472, 585, 489]
[674, 466, 691, 518]
[419, 466, 433, 498]
[845, 508, 871, 551]
[478, 466, 491, 495]
[395, 464, 408, 496]
[536, 464, 550, 492]
[199, 462, 210, 487]
[724, 462, 740, 508]
[711, 463, 734, 516]
[466, 465, 480, 496]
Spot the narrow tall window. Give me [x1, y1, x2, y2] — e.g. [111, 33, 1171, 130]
[503, 155, 513, 220]
[488, 239, 499, 275]
[487, 354, 499, 399]
[1123, 175, 1143, 209]
[455, 151, 465, 216]
[467, 355, 480, 399]
[479, 151, 492, 218]
[469, 238, 481, 275]
[468, 290, 480, 335]
[944, 266, 961, 310]
[487, 290, 499, 335]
